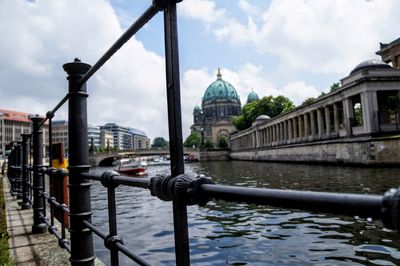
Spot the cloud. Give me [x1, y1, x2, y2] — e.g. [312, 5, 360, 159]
[181, 0, 400, 75]
[179, 0, 226, 24]
[0, 0, 169, 140]
[281, 81, 320, 106]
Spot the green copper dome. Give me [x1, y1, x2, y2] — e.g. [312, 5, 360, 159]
[247, 90, 259, 103]
[193, 105, 201, 112]
[203, 69, 240, 101]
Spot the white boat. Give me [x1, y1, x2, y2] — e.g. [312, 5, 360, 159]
[113, 158, 147, 175]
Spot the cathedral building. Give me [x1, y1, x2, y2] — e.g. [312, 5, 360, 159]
[190, 69, 243, 146]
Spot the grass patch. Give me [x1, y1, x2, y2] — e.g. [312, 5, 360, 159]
[0, 177, 13, 265]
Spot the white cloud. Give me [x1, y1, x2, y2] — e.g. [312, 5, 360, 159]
[280, 81, 320, 106]
[0, 0, 169, 140]
[179, 0, 225, 24]
[182, 0, 400, 75]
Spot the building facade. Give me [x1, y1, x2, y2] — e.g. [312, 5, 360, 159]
[100, 123, 150, 150]
[190, 69, 242, 146]
[0, 109, 49, 157]
[88, 125, 101, 149]
[100, 130, 114, 149]
[230, 59, 400, 164]
[129, 128, 150, 149]
[52, 120, 69, 152]
[377, 37, 400, 69]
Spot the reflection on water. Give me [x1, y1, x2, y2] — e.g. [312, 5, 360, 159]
[90, 161, 400, 265]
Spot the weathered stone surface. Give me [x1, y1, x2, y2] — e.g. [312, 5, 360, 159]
[230, 137, 400, 165]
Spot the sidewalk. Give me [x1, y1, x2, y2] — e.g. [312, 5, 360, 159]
[2, 177, 70, 265]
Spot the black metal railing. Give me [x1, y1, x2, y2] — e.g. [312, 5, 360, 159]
[4, 1, 400, 266]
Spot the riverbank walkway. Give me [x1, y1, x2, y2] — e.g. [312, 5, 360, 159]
[2, 176, 70, 265]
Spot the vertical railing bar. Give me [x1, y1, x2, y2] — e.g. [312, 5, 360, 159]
[107, 186, 119, 266]
[64, 59, 95, 266]
[21, 134, 31, 209]
[16, 141, 23, 199]
[31, 115, 47, 234]
[163, 2, 190, 265]
[48, 118, 55, 227]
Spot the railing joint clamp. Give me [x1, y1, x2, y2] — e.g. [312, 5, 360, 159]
[382, 187, 400, 231]
[104, 234, 124, 250]
[100, 170, 120, 188]
[149, 174, 213, 206]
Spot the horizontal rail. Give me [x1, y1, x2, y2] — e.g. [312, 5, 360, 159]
[39, 94, 69, 127]
[82, 172, 149, 189]
[39, 213, 71, 253]
[84, 171, 386, 220]
[201, 184, 383, 218]
[77, 3, 160, 88]
[83, 221, 150, 266]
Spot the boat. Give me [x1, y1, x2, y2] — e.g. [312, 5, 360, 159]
[184, 154, 198, 163]
[147, 156, 170, 166]
[113, 158, 147, 175]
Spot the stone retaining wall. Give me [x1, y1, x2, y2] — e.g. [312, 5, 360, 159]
[230, 136, 400, 165]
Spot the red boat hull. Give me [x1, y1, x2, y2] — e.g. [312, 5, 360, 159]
[115, 167, 146, 175]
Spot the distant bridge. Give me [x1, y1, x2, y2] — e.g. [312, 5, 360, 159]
[89, 148, 200, 166]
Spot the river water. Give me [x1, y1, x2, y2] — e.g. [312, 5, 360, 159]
[90, 161, 400, 265]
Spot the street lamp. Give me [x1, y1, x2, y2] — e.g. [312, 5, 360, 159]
[201, 127, 204, 149]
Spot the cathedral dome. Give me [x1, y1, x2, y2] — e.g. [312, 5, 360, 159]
[247, 90, 259, 103]
[203, 69, 240, 101]
[193, 105, 201, 112]
[350, 59, 391, 74]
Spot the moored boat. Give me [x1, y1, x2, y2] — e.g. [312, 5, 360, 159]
[113, 158, 147, 175]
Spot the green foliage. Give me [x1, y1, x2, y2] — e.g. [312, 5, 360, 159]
[205, 139, 214, 149]
[233, 95, 295, 131]
[302, 97, 316, 105]
[217, 136, 228, 148]
[184, 132, 201, 148]
[152, 137, 169, 148]
[354, 103, 363, 126]
[330, 82, 341, 93]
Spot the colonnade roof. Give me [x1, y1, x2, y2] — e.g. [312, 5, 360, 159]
[350, 59, 391, 75]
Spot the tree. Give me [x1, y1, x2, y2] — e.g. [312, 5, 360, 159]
[152, 137, 169, 148]
[205, 139, 214, 149]
[184, 132, 201, 148]
[233, 95, 295, 131]
[218, 136, 228, 148]
[330, 82, 341, 93]
[302, 97, 316, 105]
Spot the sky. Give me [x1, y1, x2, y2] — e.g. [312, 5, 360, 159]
[1, 0, 399, 141]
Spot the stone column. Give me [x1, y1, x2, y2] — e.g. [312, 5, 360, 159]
[333, 103, 340, 136]
[279, 123, 283, 145]
[288, 119, 292, 144]
[342, 98, 353, 137]
[310, 111, 316, 140]
[361, 91, 379, 134]
[298, 116, 303, 141]
[283, 120, 288, 144]
[293, 118, 298, 143]
[304, 113, 309, 140]
[325, 106, 331, 138]
[317, 109, 323, 139]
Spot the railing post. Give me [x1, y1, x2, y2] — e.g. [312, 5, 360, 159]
[21, 133, 32, 209]
[63, 58, 95, 266]
[16, 141, 23, 199]
[8, 141, 17, 195]
[162, 1, 190, 265]
[31, 115, 47, 234]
